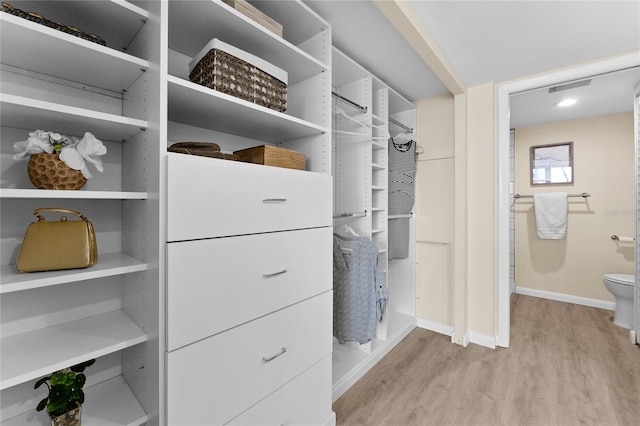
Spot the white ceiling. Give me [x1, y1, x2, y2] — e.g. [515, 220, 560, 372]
[303, 0, 450, 100]
[510, 66, 640, 128]
[303, 0, 640, 127]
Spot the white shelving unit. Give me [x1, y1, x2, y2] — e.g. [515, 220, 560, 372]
[331, 47, 417, 401]
[1, 1, 160, 424]
[163, 1, 333, 424]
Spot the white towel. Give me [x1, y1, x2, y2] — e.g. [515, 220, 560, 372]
[533, 192, 568, 239]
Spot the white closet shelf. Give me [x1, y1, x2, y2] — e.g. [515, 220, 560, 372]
[371, 185, 385, 191]
[1, 94, 148, 141]
[371, 228, 384, 234]
[0, 189, 148, 200]
[168, 76, 327, 143]
[0, 310, 147, 390]
[372, 163, 385, 170]
[0, 13, 149, 93]
[167, 1, 327, 85]
[1, 375, 148, 426]
[371, 114, 386, 125]
[248, 0, 330, 48]
[372, 140, 387, 150]
[0, 252, 147, 294]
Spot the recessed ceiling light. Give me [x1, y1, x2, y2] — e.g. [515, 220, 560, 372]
[556, 99, 577, 107]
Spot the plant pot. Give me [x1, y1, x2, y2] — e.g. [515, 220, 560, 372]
[50, 403, 82, 426]
[27, 153, 87, 190]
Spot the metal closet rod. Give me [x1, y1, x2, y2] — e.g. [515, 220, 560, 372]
[389, 117, 413, 133]
[332, 92, 367, 113]
[333, 210, 367, 219]
[332, 91, 414, 133]
[513, 192, 590, 199]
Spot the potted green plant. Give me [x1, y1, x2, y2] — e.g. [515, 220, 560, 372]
[34, 359, 95, 426]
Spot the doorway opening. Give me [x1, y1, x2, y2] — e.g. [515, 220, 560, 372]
[496, 53, 640, 348]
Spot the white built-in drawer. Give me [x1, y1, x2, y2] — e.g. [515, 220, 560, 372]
[166, 227, 332, 350]
[227, 355, 334, 426]
[166, 291, 332, 426]
[166, 153, 332, 241]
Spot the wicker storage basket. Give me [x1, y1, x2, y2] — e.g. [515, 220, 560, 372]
[168, 142, 239, 160]
[189, 38, 287, 112]
[222, 0, 283, 37]
[1, 2, 106, 45]
[233, 145, 305, 170]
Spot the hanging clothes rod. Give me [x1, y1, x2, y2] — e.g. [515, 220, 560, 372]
[389, 117, 413, 133]
[513, 192, 590, 199]
[389, 213, 413, 220]
[333, 211, 367, 219]
[332, 92, 367, 113]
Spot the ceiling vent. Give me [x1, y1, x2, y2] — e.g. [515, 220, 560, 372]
[548, 79, 591, 93]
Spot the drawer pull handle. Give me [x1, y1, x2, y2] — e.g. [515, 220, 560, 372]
[262, 347, 287, 363]
[263, 269, 287, 278]
[262, 198, 287, 203]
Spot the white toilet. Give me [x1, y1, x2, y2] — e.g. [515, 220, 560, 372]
[602, 273, 635, 329]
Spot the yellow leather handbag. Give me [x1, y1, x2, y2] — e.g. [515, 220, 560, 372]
[16, 208, 98, 272]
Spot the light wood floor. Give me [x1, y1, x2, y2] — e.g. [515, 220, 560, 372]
[333, 294, 640, 426]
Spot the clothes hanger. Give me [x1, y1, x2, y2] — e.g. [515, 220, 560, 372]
[390, 132, 415, 152]
[337, 223, 359, 238]
[335, 105, 368, 128]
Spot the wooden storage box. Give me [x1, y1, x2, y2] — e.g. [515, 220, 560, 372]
[233, 145, 305, 170]
[222, 0, 283, 38]
[189, 38, 287, 112]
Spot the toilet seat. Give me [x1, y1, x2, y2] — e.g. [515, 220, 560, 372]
[603, 273, 635, 286]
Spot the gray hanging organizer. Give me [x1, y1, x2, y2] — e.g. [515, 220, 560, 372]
[388, 135, 416, 260]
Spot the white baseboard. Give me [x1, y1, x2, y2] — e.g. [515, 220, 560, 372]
[416, 317, 454, 336]
[516, 286, 615, 311]
[323, 412, 336, 426]
[416, 318, 497, 349]
[469, 331, 496, 349]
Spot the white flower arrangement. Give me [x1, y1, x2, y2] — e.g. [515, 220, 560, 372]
[13, 130, 107, 179]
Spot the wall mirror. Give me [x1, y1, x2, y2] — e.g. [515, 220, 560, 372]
[530, 142, 573, 185]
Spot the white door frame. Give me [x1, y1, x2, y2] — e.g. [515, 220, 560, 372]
[496, 52, 640, 348]
[635, 88, 639, 344]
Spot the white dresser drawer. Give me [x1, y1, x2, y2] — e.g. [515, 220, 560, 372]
[227, 355, 334, 426]
[166, 292, 332, 426]
[166, 153, 332, 241]
[166, 227, 332, 350]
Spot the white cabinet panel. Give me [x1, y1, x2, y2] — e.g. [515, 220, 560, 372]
[166, 153, 332, 241]
[166, 227, 332, 350]
[166, 291, 332, 426]
[227, 355, 333, 426]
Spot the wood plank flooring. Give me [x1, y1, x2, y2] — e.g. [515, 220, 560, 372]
[333, 294, 640, 425]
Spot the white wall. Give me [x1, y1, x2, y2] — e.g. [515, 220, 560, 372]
[415, 94, 455, 328]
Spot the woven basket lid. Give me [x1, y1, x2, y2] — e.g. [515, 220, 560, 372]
[168, 142, 221, 157]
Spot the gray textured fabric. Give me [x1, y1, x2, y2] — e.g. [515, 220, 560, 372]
[333, 234, 388, 345]
[388, 137, 416, 215]
[388, 218, 410, 260]
[388, 137, 416, 259]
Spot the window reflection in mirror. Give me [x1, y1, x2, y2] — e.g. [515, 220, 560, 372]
[530, 142, 573, 185]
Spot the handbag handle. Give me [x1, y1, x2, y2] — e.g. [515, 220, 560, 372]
[33, 208, 88, 222]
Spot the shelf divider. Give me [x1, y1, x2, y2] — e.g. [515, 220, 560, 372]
[1, 252, 147, 294]
[0, 310, 147, 390]
[0, 13, 149, 93]
[1, 94, 148, 142]
[0, 375, 148, 426]
[0, 189, 148, 200]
